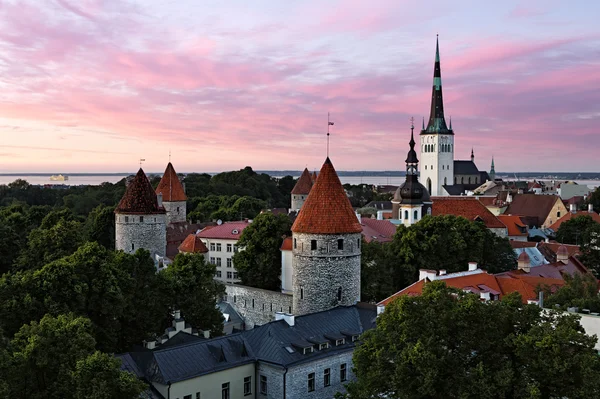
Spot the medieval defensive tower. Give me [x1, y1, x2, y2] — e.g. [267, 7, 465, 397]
[115, 168, 167, 260]
[155, 162, 187, 224]
[291, 157, 362, 315]
[290, 168, 313, 211]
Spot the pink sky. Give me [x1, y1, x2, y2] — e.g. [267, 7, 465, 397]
[0, 0, 599, 173]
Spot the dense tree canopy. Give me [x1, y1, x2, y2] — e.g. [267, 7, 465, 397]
[360, 215, 516, 302]
[233, 212, 292, 290]
[344, 282, 600, 399]
[555, 214, 600, 275]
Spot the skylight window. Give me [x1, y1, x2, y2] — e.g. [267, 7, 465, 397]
[285, 346, 295, 354]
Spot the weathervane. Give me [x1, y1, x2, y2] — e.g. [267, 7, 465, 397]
[139, 158, 145, 168]
[327, 112, 334, 157]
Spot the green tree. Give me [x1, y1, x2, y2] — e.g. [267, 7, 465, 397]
[585, 188, 600, 214]
[556, 214, 599, 245]
[84, 205, 116, 250]
[72, 351, 146, 399]
[360, 239, 398, 302]
[343, 282, 600, 399]
[544, 273, 600, 312]
[160, 253, 225, 335]
[233, 212, 292, 290]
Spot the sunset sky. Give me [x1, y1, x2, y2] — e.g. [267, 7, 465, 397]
[0, 0, 598, 173]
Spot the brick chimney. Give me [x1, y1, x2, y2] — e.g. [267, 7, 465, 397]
[518, 251, 530, 273]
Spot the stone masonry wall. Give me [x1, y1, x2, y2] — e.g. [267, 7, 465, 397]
[291, 194, 307, 212]
[115, 213, 166, 258]
[292, 232, 361, 315]
[225, 285, 293, 329]
[256, 362, 285, 399]
[163, 200, 187, 224]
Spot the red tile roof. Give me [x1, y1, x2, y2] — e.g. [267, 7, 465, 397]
[115, 169, 166, 215]
[197, 221, 250, 240]
[280, 236, 293, 251]
[178, 234, 209, 253]
[509, 241, 537, 249]
[504, 194, 563, 227]
[311, 171, 318, 183]
[497, 215, 528, 236]
[548, 211, 600, 231]
[360, 219, 397, 243]
[156, 162, 187, 202]
[291, 168, 313, 195]
[431, 197, 506, 229]
[292, 158, 362, 234]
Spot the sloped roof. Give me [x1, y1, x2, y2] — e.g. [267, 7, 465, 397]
[431, 197, 506, 229]
[497, 215, 528, 236]
[115, 169, 166, 215]
[197, 221, 250, 240]
[454, 160, 480, 175]
[280, 236, 293, 251]
[178, 234, 209, 253]
[548, 211, 600, 231]
[292, 158, 362, 234]
[156, 162, 187, 202]
[504, 194, 562, 227]
[360, 218, 397, 243]
[291, 168, 313, 195]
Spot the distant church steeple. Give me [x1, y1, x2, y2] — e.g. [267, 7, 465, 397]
[490, 157, 496, 181]
[471, 148, 474, 163]
[422, 35, 453, 135]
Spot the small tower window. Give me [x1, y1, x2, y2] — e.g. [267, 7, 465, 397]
[300, 286, 304, 299]
[357, 238, 360, 248]
[337, 287, 342, 302]
[177, 207, 180, 212]
[125, 216, 129, 223]
[140, 216, 144, 222]
[337, 239, 344, 250]
[293, 238, 297, 249]
[425, 165, 427, 170]
[414, 210, 418, 220]
[311, 240, 317, 250]
[404, 210, 408, 220]
[131, 243, 134, 251]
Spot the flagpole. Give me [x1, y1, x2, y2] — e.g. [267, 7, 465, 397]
[327, 112, 330, 158]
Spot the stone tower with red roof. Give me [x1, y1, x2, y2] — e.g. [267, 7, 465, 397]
[290, 168, 313, 211]
[155, 162, 187, 224]
[115, 168, 167, 261]
[291, 157, 362, 315]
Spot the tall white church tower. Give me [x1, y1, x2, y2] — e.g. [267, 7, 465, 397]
[420, 37, 454, 196]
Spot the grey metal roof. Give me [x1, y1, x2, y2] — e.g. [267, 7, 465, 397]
[454, 160, 480, 175]
[117, 353, 145, 378]
[218, 301, 244, 325]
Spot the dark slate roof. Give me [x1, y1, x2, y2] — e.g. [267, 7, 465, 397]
[116, 169, 166, 215]
[480, 171, 490, 182]
[158, 331, 205, 349]
[218, 301, 244, 326]
[364, 201, 392, 210]
[117, 353, 145, 378]
[454, 160, 480, 175]
[443, 184, 467, 195]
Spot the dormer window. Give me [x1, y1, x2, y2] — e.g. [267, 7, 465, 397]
[319, 343, 329, 350]
[335, 338, 345, 346]
[303, 346, 314, 355]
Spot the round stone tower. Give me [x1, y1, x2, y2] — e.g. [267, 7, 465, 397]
[115, 168, 167, 260]
[291, 157, 363, 315]
[290, 168, 313, 211]
[155, 162, 187, 224]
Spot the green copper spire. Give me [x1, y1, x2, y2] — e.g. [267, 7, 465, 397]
[422, 35, 452, 135]
[490, 156, 496, 181]
[435, 34, 440, 63]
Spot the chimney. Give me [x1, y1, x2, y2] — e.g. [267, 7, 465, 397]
[518, 252, 530, 273]
[144, 340, 156, 350]
[557, 245, 569, 263]
[570, 203, 576, 213]
[275, 312, 295, 326]
[439, 269, 447, 276]
[377, 210, 384, 220]
[507, 193, 513, 203]
[468, 262, 478, 271]
[173, 310, 181, 319]
[589, 203, 594, 213]
[157, 193, 163, 207]
[418, 269, 437, 281]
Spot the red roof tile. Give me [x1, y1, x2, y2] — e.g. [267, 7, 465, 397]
[361, 219, 397, 243]
[431, 197, 506, 229]
[115, 169, 166, 214]
[509, 241, 537, 249]
[291, 168, 313, 195]
[292, 158, 362, 234]
[311, 171, 318, 183]
[197, 221, 250, 240]
[178, 234, 209, 253]
[280, 236, 293, 251]
[156, 162, 187, 202]
[548, 211, 600, 231]
[497, 215, 528, 236]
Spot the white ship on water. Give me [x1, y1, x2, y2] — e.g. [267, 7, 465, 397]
[49, 174, 69, 181]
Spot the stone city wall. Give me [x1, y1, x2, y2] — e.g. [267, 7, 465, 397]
[225, 284, 293, 329]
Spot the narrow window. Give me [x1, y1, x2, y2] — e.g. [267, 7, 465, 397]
[222, 382, 230, 399]
[357, 238, 360, 248]
[289, 306, 292, 313]
[300, 286, 304, 299]
[177, 206, 180, 212]
[216, 243, 222, 252]
[404, 210, 408, 220]
[196, 393, 201, 399]
[227, 244, 232, 252]
[324, 368, 331, 387]
[414, 210, 418, 220]
[340, 363, 347, 382]
[337, 239, 344, 250]
[227, 258, 232, 268]
[252, 299, 255, 308]
[557, 211, 561, 218]
[244, 376, 252, 396]
[293, 238, 297, 249]
[216, 270, 222, 278]
[234, 295, 236, 303]
[210, 243, 216, 251]
[260, 375, 268, 395]
[227, 271, 232, 279]
[308, 373, 315, 392]
[184, 395, 192, 399]
[131, 243, 134, 251]
[311, 240, 317, 250]
[216, 258, 222, 266]
[124, 216, 129, 223]
[337, 287, 342, 302]
[140, 216, 144, 222]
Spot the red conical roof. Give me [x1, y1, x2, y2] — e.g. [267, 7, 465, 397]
[311, 171, 318, 183]
[292, 158, 362, 234]
[178, 234, 208, 253]
[116, 169, 166, 214]
[156, 162, 187, 202]
[291, 168, 313, 195]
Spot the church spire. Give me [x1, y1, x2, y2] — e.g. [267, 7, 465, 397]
[490, 156, 496, 181]
[471, 148, 474, 162]
[423, 35, 452, 135]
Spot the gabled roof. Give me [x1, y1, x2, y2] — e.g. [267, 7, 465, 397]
[115, 169, 166, 215]
[156, 162, 187, 202]
[497, 215, 528, 236]
[360, 218, 397, 243]
[280, 236, 293, 251]
[504, 194, 562, 227]
[178, 234, 209, 253]
[454, 160, 480, 175]
[291, 168, 313, 195]
[292, 158, 362, 234]
[548, 211, 600, 231]
[431, 197, 506, 229]
[197, 221, 250, 240]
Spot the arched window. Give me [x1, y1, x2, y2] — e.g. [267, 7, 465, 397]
[427, 207, 432, 215]
[337, 287, 342, 302]
[404, 210, 408, 219]
[427, 178, 432, 194]
[414, 210, 418, 220]
[444, 177, 447, 185]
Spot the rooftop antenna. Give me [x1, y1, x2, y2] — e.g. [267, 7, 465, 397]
[139, 158, 145, 168]
[327, 112, 334, 158]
